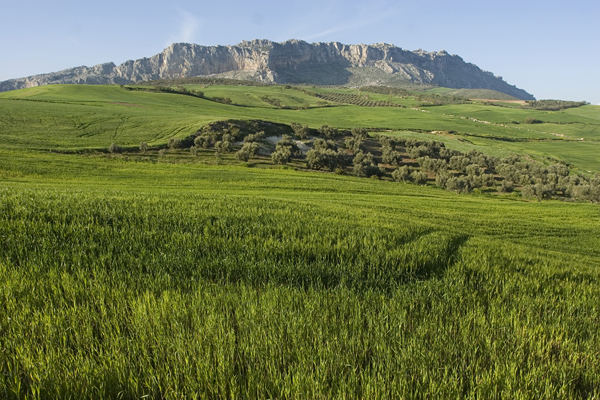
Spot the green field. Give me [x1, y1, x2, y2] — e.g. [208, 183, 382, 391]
[1, 83, 600, 398]
[1, 84, 599, 170]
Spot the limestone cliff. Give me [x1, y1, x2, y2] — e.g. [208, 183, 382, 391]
[0, 39, 534, 100]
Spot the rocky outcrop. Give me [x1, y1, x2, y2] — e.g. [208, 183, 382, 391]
[0, 39, 535, 100]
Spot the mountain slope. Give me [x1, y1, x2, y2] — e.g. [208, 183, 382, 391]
[0, 39, 534, 100]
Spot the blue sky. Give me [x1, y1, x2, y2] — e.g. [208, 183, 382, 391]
[1, 0, 598, 103]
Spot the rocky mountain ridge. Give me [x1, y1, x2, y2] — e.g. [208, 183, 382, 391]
[0, 39, 535, 100]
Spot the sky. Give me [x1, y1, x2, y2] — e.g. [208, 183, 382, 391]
[1, 0, 598, 104]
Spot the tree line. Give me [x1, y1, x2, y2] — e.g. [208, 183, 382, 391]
[109, 120, 600, 204]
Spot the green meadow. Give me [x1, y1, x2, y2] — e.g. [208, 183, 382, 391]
[1, 83, 600, 398]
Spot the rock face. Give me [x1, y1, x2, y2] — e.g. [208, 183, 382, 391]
[0, 39, 534, 100]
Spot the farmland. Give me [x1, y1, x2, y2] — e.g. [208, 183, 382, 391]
[1, 83, 600, 398]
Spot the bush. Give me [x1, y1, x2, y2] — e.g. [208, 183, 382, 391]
[108, 143, 122, 154]
[523, 117, 543, 124]
[345, 136, 365, 154]
[139, 142, 149, 153]
[212, 97, 232, 104]
[449, 156, 472, 173]
[306, 148, 345, 171]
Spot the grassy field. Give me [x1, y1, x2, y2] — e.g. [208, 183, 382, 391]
[1, 83, 600, 398]
[1, 84, 599, 170]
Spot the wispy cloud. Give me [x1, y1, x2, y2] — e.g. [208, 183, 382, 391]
[66, 35, 81, 45]
[168, 9, 201, 44]
[300, 1, 400, 42]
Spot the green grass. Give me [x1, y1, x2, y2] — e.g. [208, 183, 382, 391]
[184, 84, 323, 109]
[1, 83, 600, 397]
[2, 85, 598, 166]
[1, 152, 600, 398]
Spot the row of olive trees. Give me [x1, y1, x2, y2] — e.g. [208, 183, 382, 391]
[379, 135, 600, 202]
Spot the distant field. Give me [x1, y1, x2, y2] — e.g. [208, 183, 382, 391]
[4, 84, 598, 170]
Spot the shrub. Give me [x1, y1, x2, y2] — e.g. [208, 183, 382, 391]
[108, 143, 122, 154]
[418, 157, 447, 172]
[139, 142, 148, 153]
[213, 97, 232, 104]
[523, 117, 542, 124]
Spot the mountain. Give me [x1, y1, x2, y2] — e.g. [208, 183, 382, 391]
[0, 39, 535, 100]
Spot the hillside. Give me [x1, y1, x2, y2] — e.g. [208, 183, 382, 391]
[0, 84, 597, 169]
[1, 82, 600, 397]
[0, 39, 535, 100]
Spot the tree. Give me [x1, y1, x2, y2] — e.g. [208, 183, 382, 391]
[271, 146, 292, 164]
[411, 171, 428, 185]
[351, 127, 368, 140]
[168, 137, 182, 149]
[498, 180, 514, 193]
[243, 131, 265, 143]
[214, 134, 233, 153]
[318, 125, 339, 139]
[435, 171, 452, 188]
[382, 147, 403, 166]
[235, 142, 260, 161]
[392, 166, 412, 182]
[353, 151, 379, 177]
[290, 122, 310, 139]
[449, 156, 472, 173]
[446, 176, 471, 193]
[271, 135, 300, 164]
